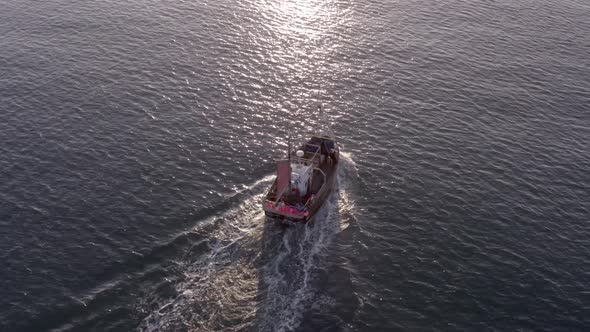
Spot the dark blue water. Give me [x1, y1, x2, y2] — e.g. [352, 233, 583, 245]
[1, 0, 589, 331]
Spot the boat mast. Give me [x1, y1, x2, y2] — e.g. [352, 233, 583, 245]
[275, 132, 291, 203]
[288, 133, 292, 192]
[317, 104, 331, 138]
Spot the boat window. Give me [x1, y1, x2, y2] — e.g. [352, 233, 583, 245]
[304, 143, 320, 153]
[324, 140, 335, 150]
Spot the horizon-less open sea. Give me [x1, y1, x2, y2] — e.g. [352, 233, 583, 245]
[1, 0, 589, 331]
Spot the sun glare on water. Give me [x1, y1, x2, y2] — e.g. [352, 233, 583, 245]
[256, 0, 343, 55]
[272, 0, 325, 39]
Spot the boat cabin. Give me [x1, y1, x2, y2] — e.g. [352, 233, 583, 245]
[263, 135, 339, 222]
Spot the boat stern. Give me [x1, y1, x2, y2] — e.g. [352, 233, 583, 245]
[262, 200, 309, 223]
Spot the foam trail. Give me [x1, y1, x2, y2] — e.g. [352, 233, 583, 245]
[138, 155, 358, 332]
[253, 153, 358, 331]
[139, 185, 270, 332]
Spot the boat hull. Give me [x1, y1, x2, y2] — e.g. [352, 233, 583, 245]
[263, 154, 338, 224]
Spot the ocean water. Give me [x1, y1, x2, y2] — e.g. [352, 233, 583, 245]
[1, 0, 589, 331]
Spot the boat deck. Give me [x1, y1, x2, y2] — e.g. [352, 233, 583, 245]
[263, 135, 338, 220]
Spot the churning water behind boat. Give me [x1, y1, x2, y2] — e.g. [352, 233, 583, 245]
[138, 153, 358, 332]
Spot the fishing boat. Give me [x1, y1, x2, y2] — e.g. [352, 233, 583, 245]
[262, 117, 339, 224]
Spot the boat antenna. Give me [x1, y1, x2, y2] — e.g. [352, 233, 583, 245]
[287, 132, 291, 163]
[318, 103, 324, 135]
[287, 131, 292, 193]
[317, 103, 334, 138]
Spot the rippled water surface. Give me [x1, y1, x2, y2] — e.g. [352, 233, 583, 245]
[1, 0, 589, 331]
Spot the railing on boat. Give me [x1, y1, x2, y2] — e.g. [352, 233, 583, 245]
[291, 143, 321, 166]
[303, 168, 326, 210]
[266, 141, 327, 206]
